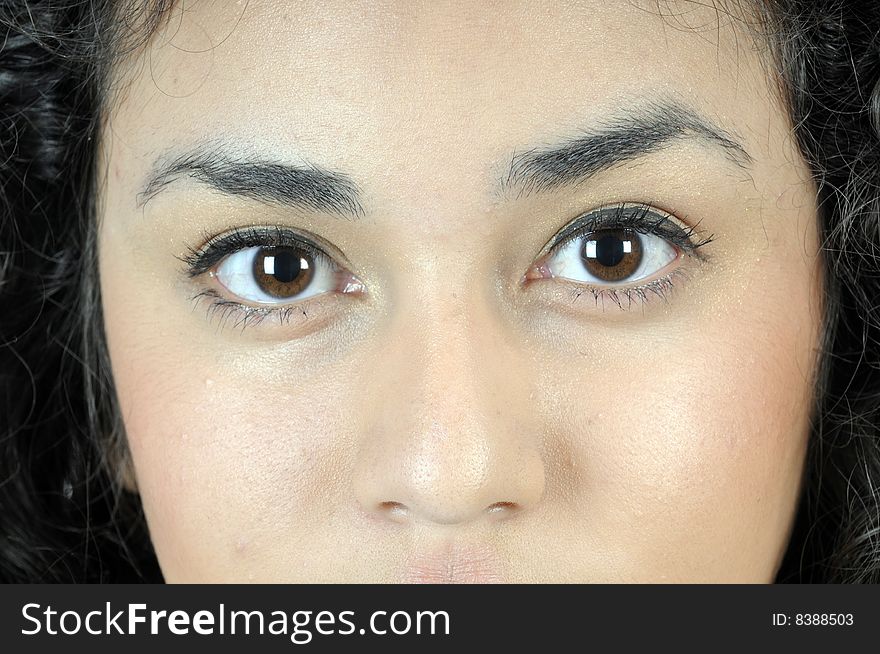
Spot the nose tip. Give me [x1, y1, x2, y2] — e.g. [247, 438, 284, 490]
[355, 436, 546, 527]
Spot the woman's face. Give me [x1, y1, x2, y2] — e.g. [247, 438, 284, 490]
[98, 0, 822, 582]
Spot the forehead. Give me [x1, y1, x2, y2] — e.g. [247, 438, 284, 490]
[107, 0, 772, 195]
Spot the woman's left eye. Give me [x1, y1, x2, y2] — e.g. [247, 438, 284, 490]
[533, 228, 680, 286]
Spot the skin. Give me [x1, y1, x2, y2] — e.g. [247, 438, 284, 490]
[98, 0, 823, 582]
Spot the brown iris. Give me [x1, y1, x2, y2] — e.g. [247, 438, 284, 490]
[580, 229, 643, 282]
[252, 247, 314, 298]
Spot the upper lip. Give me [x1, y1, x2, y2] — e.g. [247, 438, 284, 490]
[402, 542, 504, 584]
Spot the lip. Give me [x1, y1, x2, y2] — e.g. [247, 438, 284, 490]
[403, 543, 505, 584]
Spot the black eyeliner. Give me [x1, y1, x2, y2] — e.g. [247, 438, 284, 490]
[546, 203, 714, 261]
[180, 226, 330, 278]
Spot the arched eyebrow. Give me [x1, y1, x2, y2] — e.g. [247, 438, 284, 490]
[137, 145, 366, 219]
[137, 100, 751, 216]
[499, 99, 753, 197]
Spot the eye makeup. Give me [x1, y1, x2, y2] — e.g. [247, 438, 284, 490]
[525, 203, 715, 311]
[180, 225, 362, 332]
[179, 202, 715, 331]
[180, 225, 334, 278]
[541, 203, 714, 261]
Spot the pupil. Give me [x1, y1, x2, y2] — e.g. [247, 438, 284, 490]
[594, 234, 625, 267]
[269, 249, 302, 283]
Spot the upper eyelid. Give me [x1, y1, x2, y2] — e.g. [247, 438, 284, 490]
[180, 226, 337, 278]
[543, 204, 713, 261]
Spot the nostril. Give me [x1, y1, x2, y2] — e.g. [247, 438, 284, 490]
[378, 501, 409, 522]
[485, 501, 520, 520]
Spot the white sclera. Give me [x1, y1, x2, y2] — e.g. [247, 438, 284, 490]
[214, 246, 338, 304]
[547, 232, 677, 286]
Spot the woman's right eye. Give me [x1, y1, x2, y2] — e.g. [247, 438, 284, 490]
[182, 228, 364, 313]
[213, 245, 350, 305]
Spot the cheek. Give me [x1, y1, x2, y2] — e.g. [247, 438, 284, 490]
[99, 215, 365, 579]
[108, 348, 356, 580]
[100, 256, 354, 580]
[543, 283, 817, 581]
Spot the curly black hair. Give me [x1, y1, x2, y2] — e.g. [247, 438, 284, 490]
[0, 0, 173, 582]
[1, 0, 879, 582]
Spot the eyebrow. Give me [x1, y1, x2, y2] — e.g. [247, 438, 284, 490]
[500, 99, 753, 196]
[137, 146, 365, 218]
[138, 100, 751, 215]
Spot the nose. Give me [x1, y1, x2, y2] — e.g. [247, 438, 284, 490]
[352, 288, 546, 527]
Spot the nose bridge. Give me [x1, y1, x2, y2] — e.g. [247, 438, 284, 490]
[352, 278, 546, 526]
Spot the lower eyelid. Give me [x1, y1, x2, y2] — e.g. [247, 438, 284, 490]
[547, 269, 690, 312]
[522, 244, 699, 314]
[572, 279, 677, 311]
[189, 287, 345, 335]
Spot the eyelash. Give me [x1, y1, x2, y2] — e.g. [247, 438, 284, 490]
[535, 203, 714, 311]
[190, 287, 319, 331]
[181, 203, 713, 329]
[565, 269, 690, 312]
[181, 225, 330, 277]
[179, 226, 338, 330]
